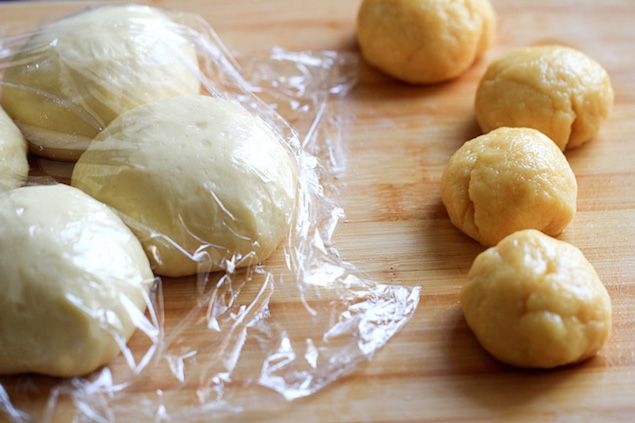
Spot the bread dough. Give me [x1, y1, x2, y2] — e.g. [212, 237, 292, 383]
[1, 4, 200, 161]
[0, 184, 152, 377]
[72, 95, 298, 277]
[475, 45, 614, 150]
[441, 127, 577, 246]
[462, 230, 612, 368]
[357, 0, 495, 84]
[0, 107, 28, 192]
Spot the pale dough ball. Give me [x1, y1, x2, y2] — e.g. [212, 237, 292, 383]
[0, 184, 152, 377]
[475, 45, 614, 150]
[72, 95, 297, 277]
[441, 127, 577, 246]
[0, 107, 28, 192]
[462, 230, 612, 368]
[1, 5, 200, 161]
[357, 0, 496, 84]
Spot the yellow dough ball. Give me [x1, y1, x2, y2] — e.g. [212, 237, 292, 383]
[462, 230, 612, 368]
[441, 127, 577, 246]
[357, 0, 496, 84]
[475, 46, 614, 150]
[1, 5, 200, 161]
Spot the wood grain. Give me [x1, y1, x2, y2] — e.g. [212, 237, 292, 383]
[2, 0, 635, 421]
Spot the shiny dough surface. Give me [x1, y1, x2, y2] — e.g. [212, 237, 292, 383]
[0, 107, 28, 192]
[0, 184, 152, 377]
[72, 95, 297, 277]
[1, 4, 200, 161]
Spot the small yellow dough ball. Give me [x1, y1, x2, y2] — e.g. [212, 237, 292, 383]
[462, 230, 612, 368]
[441, 127, 577, 246]
[475, 46, 614, 150]
[357, 0, 496, 84]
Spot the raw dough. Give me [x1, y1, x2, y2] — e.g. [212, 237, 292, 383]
[441, 127, 577, 246]
[1, 4, 200, 161]
[357, 0, 495, 84]
[475, 45, 614, 150]
[461, 229, 612, 368]
[0, 107, 28, 192]
[0, 184, 153, 377]
[72, 95, 298, 277]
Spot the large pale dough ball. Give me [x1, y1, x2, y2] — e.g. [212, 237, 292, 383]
[357, 0, 495, 84]
[0, 107, 28, 192]
[462, 230, 612, 368]
[1, 5, 200, 161]
[72, 96, 298, 277]
[475, 46, 614, 150]
[441, 127, 577, 246]
[0, 184, 152, 377]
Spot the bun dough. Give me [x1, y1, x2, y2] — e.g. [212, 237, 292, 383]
[72, 96, 297, 277]
[0, 107, 28, 191]
[0, 184, 152, 377]
[475, 46, 614, 150]
[441, 127, 577, 246]
[1, 5, 200, 161]
[357, 0, 495, 84]
[462, 230, 612, 368]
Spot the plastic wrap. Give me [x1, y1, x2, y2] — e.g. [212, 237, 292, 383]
[0, 5, 420, 421]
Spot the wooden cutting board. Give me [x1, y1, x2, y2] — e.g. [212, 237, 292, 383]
[1, 0, 635, 421]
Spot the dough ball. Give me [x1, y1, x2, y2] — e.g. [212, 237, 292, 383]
[1, 5, 200, 161]
[441, 127, 577, 246]
[461, 230, 612, 368]
[0, 107, 28, 192]
[357, 0, 495, 84]
[475, 45, 614, 150]
[72, 95, 297, 277]
[0, 184, 152, 377]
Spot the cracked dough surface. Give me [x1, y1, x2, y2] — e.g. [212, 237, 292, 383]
[1, 4, 200, 161]
[72, 95, 297, 277]
[0, 184, 152, 377]
[357, 0, 495, 84]
[441, 127, 576, 246]
[461, 229, 612, 368]
[0, 107, 28, 192]
[475, 45, 614, 150]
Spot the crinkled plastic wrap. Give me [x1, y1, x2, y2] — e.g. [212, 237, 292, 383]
[0, 5, 420, 421]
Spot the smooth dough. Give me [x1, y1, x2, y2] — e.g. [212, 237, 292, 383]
[441, 127, 577, 246]
[72, 95, 298, 277]
[357, 0, 495, 84]
[0, 184, 153, 377]
[462, 230, 612, 368]
[475, 45, 614, 150]
[1, 4, 200, 161]
[0, 107, 28, 192]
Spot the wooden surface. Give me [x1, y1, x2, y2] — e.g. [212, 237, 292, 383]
[2, 0, 635, 421]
